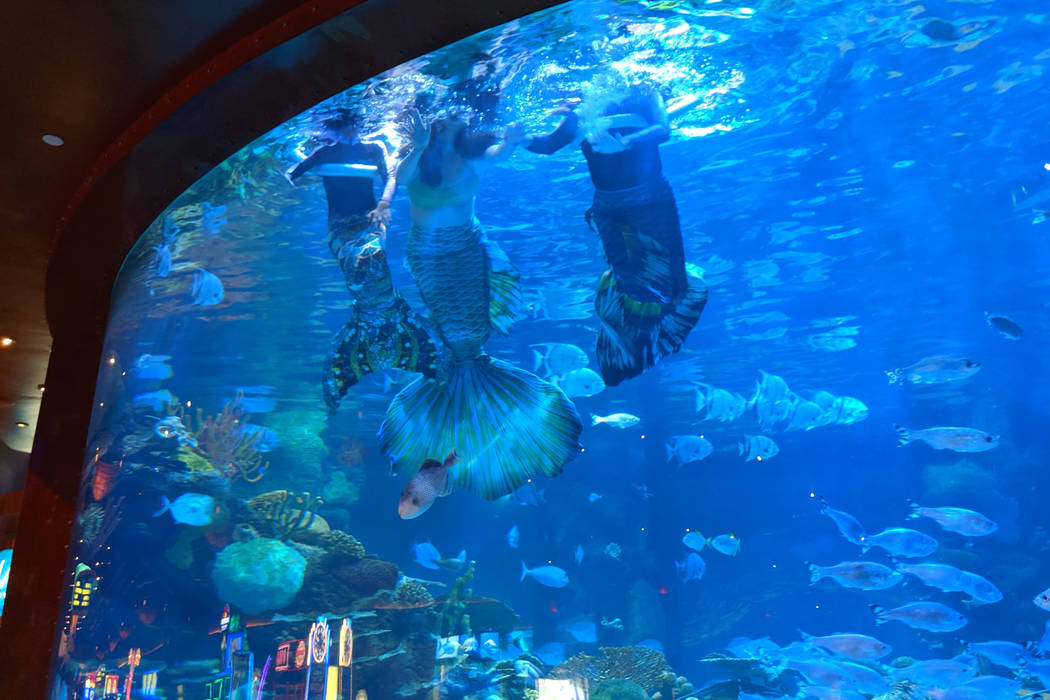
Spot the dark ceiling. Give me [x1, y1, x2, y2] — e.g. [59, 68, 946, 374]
[0, 0, 318, 458]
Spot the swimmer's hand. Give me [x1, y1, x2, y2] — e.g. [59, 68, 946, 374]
[408, 109, 430, 150]
[503, 121, 526, 145]
[588, 128, 630, 154]
[368, 200, 392, 228]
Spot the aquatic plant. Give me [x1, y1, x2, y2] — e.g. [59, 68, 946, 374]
[439, 561, 474, 637]
[550, 646, 671, 695]
[170, 392, 268, 482]
[247, 489, 324, 540]
[76, 497, 124, 564]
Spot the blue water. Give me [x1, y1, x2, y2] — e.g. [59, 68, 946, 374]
[50, 0, 1050, 698]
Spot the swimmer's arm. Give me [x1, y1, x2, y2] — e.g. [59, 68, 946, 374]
[620, 94, 670, 147]
[285, 145, 331, 183]
[371, 144, 397, 205]
[396, 108, 430, 184]
[524, 110, 579, 155]
[483, 122, 527, 162]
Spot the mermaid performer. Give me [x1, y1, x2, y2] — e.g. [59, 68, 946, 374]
[286, 111, 439, 412]
[526, 86, 707, 386]
[379, 109, 583, 500]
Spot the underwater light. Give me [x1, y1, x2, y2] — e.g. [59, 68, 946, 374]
[42, 134, 64, 147]
[0, 337, 13, 347]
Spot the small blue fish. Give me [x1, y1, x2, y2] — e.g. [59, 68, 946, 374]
[153, 493, 216, 526]
[682, 531, 707, 552]
[413, 542, 441, 570]
[820, 496, 867, 545]
[133, 353, 173, 381]
[588, 492, 603, 502]
[709, 533, 741, 556]
[200, 202, 227, 235]
[133, 389, 176, 411]
[739, 434, 779, 462]
[521, 561, 569, 588]
[666, 435, 713, 463]
[574, 545, 584, 565]
[985, 311, 1022, 340]
[191, 269, 224, 306]
[676, 552, 706, 582]
[506, 524, 519, 549]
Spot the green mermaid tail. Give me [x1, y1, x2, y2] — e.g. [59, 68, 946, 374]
[379, 355, 583, 499]
[322, 298, 440, 413]
[380, 219, 583, 500]
[322, 217, 440, 413]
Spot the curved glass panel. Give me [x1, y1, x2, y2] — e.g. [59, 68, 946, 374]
[50, 0, 1050, 698]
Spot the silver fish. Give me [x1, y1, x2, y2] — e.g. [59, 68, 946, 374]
[896, 425, 998, 452]
[907, 501, 998, 536]
[885, 354, 980, 386]
[871, 602, 967, 632]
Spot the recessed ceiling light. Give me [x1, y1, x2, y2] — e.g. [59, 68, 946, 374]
[37, 384, 45, 392]
[15, 421, 29, 428]
[42, 134, 64, 147]
[0, 336, 13, 347]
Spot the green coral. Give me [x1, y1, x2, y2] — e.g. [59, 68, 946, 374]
[440, 561, 474, 637]
[591, 679, 648, 700]
[319, 530, 366, 563]
[394, 579, 434, 607]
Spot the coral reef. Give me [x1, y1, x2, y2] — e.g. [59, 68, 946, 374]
[591, 679, 648, 700]
[171, 393, 269, 482]
[550, 646, 671, 695]
[293, 557, 399, 615]
[247, 489, 325, 540]
[394, 579, 434, 607]
[211, 537, 306, 614]
[319, 529, 366, 563]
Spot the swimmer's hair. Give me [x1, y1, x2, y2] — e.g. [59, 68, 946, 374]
[323, 109, 363, 133]
[419, 118, 499, 188]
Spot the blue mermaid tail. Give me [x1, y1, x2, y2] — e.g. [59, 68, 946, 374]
[380, 219, 583, 500]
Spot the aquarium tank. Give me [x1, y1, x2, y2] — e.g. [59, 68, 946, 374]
[47, 0, 1050, 698]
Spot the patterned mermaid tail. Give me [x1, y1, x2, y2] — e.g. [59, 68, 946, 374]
[379, 219, 583, 500]
[588, 177, 706, 386]
[595, 269, 707, 387]
[322, 217, 440, 413]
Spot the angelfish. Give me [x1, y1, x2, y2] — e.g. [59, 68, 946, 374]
[398, 450, 458, 519]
